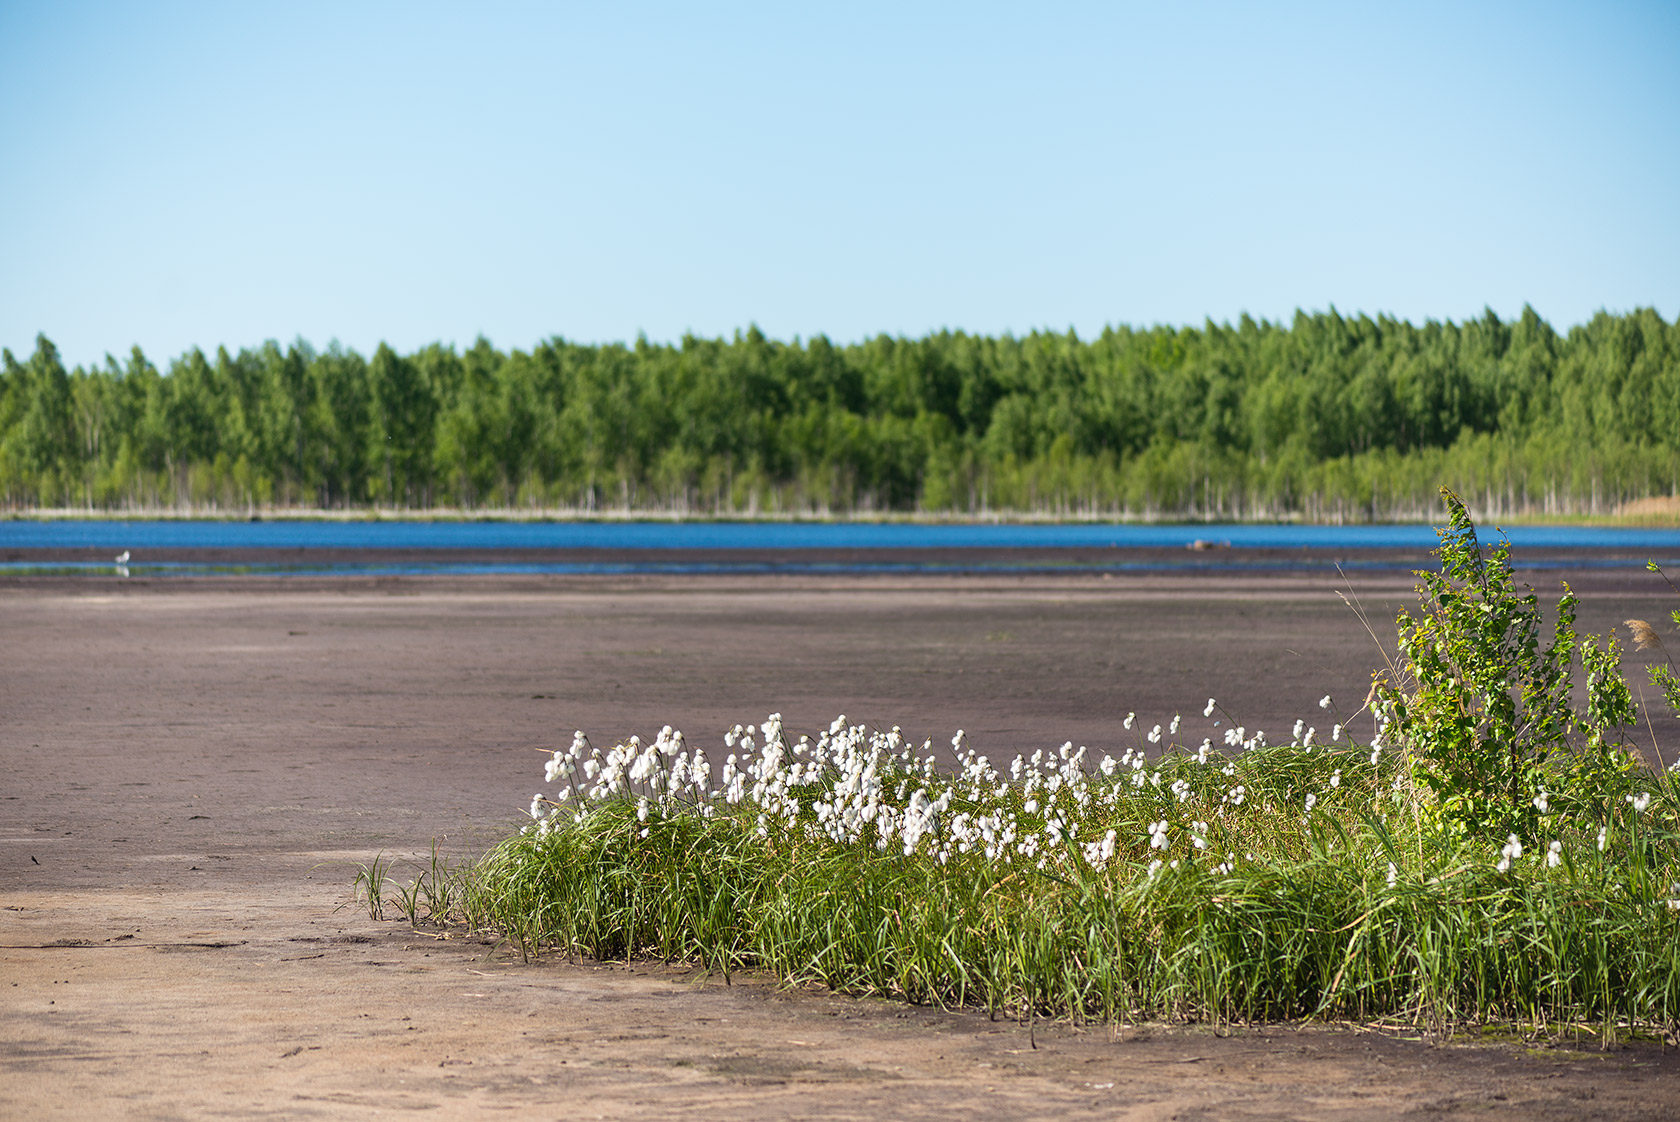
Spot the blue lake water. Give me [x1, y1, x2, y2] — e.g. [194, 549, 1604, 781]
[8, 519, 1680, 551]
[4, 519, 1679, 576]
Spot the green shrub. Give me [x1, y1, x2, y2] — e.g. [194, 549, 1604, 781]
[1379, 488, 1638, 838]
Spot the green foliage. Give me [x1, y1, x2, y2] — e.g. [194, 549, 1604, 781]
[349, 843, 472, 929]
[350, 852, 395, 921]
[462, 736, 1680, 1032]
[5, 307, 1679, 513]
[1380, 490, 1638, 836]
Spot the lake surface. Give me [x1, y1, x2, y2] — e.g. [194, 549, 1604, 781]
[4, 519, 1678, 576]
[8, 519, 1680, 551]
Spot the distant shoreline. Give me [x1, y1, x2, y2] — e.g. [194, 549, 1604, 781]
[4, 504, 1678, 528]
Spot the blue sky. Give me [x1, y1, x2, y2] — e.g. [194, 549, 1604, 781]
[2, 1, 1676, 369]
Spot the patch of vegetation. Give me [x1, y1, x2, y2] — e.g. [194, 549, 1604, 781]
[348, 843, 476, 930]
[449, 492, 1680, 1034]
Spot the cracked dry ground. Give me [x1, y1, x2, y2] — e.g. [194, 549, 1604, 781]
[4, 571, 1678, 1120]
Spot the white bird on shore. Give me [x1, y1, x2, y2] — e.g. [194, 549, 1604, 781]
[115, 550, 130, 564]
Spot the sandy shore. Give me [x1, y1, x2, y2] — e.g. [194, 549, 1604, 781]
[4, 569, 1679, 1119]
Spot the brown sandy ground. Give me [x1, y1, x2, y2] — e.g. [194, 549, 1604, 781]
[4, 572, 1679, 1119]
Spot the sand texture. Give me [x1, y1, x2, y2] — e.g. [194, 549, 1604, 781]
[4, 569, 1679, 1119]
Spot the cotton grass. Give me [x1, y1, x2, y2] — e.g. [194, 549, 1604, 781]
[467, 706, 1680, 1035]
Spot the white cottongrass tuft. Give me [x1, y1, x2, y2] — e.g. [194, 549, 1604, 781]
[1496, 834, 1524, 873]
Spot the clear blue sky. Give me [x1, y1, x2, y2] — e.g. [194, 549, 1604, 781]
[3, 1, 1676, 370]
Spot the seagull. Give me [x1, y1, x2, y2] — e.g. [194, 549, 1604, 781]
[115, 550, 130, 564]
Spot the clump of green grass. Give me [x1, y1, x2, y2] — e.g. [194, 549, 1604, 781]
[350, 852, 395, 921]
[471, 734, 1679, 1033]
[349, 843, 479, 930]
[462, 492, 1680, 1035]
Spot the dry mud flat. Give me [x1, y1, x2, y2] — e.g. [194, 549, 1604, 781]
[4, 568, 1680, 1119]
[7, 882, 1678, 1122]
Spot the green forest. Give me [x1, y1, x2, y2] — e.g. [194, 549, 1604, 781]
[2, 306, 1677, 520]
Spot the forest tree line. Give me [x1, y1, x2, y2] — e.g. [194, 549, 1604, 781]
[2, 306, 1677, 519]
